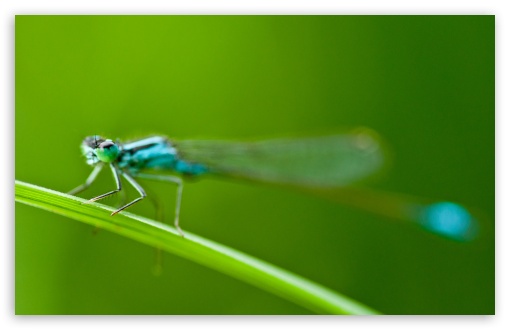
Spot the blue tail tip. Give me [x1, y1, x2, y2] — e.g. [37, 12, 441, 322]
[419, 202, 479, 241]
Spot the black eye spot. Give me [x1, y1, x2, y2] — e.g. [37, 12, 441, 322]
[84, 135, 105, 149]
[99, 141, 115, 149]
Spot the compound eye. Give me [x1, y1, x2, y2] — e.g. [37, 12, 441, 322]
[99, 140, 115, 150]
[95, 140, 120, 163]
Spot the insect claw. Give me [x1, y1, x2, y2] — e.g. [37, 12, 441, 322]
[176, 225, 185, 237]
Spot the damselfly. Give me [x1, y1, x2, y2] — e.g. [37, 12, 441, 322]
[69, 130, 479, 241]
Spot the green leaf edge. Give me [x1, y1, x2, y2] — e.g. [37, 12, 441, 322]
[15, 180, 380, 315]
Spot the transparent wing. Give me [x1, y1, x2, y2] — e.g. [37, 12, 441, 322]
[174, 129, 387, 188]
[173, 131, 483, 242]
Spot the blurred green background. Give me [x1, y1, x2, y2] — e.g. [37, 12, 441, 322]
[15, 16, 494, 314]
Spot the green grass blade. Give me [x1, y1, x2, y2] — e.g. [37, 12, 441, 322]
[15, 180, 380, 315]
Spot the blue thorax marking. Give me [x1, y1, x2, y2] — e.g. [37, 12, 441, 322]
[117, 136, 208, 176]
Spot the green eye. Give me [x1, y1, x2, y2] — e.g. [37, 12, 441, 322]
[95, 140, 120, 163]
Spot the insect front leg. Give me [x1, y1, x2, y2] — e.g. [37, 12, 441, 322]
[85, 163, 122, 203]
[111, 171, 146, 216]
[68, 163, 104, 195]
[135, 173, 184, 237]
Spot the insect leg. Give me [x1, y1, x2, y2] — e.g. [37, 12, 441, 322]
[115, 185, 128, 209]
[142, 184, 165, 223]
[135, 173, 184, 237]
[111, 171, 147, 216]
[68, 163, 104, 195]
[86, 163, 122, 203]
[133, 183, 165, 275]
